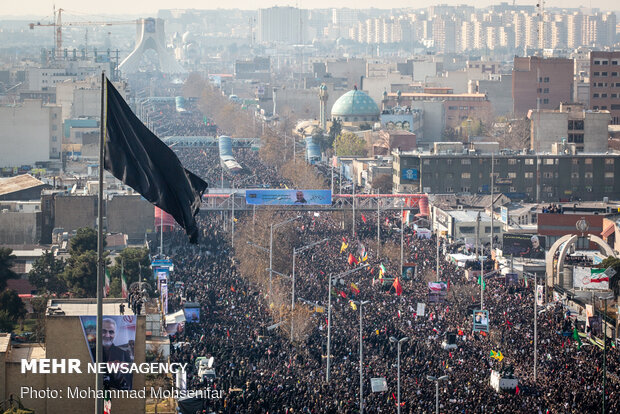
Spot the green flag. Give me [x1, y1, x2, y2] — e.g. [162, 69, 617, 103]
[572, 328, 582, 350]
[477, 274, 485, 290]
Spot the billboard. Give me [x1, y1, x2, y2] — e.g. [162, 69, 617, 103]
[183, 307, 200, 323]
[80, 315, 136, 390]
[502, 233, 546, 259]
[245, 189, 332, 205]
[505, 273, 518, 286]
[401, 168, 419, 181]
[473, 310, 489, 333]
[573, 267, 610, 290]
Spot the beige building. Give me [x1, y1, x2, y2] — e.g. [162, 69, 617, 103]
[529, 102, 610, 153]
[0, 299, 146, 414]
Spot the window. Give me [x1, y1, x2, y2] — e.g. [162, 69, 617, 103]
[508, 172, 517, 178]
[51, 135, 57, 142]
[544, 158, 555, 165]
[525, 172, 534, 178]
[602, 72, 608, 76]
[605, 172, 614, 178]
[461, 186, 471, 193]
[461, 159, 471, 165]
[571, 172, 579, 178]
[544, 77, 549, 82]
[606, 186, 614, 192]
[543, 88, 549, 93]
[543, 98, 549, 104]
[585, 172, 593, 178]
[510, 186, 517, 192]
[508, 159, 517, 165]
[602, 93, 608, 98]
[461, 172, 471, 179]
[446, 186, 454, 192]
[593, 93, 600, 98]
[585, 158, 593, 164]
[605, 159, 614, 165]
[446, 159, 453, 165]
[594, 72, 600, 76]
[448, 106, 457, 110]
[460, 226, 475, 234]
[613, 72, 619, 77]
[525, 158, 534, 165]
[543, 172, 554, 178]
[572, 159, 579, 165]
[423, 159, 430, 165]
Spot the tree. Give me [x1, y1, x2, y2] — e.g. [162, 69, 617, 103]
[0, 289, 26, 331]
[29, 251, 66, 295]
[109, 247, 152, 297]
[371, 174, 393, 194]
[599, 256, 620, 298]
[70, 228, 99, 255]
[0, 247, 18, 291]
[62, 250, 98, 297]
[328, 119, 342, 144]
[333, 132, 368, 157]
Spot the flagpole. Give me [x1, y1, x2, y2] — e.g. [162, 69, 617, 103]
[377, 194, 380, 259]
[95, 71, 105, 414]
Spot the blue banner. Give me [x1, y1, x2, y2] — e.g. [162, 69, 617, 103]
[401, 168, 418, 180]
[245, 189, 332, 205]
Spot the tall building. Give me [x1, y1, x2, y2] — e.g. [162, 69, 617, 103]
[512, 56, 574, 115]
[590, 51, 620, 124]
[258, 7, 308, 44]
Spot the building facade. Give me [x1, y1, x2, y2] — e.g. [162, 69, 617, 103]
[512, 56, 574, 115]
[394, 150, 620, 202]
[590, 51, 620, 125]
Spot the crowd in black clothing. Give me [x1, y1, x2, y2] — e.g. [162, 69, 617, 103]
[148, 91, 618, 413]
[162, 208, 618, 414]
[542, 204, 562, 214]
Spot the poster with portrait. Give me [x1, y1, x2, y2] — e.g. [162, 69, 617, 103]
[183, 307, 200, 323]
[402, 263, 416, 280]
[472, 310, 489, 333]
[161, 281, 168, 314]
[80, 315, 136, 390]
[505, 273, 519, 286]
[428, 281, 448, 303]
[502, 233, 546, 259]
[536, 285, 544, 306]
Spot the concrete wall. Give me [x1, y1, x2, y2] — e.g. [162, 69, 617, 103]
[0, 211, 40, 244]
[584, 111, 611, 153]
[54, 195, 98, 233]
[476, 75, 513, 117]
[0, 100, 62, 167]
[108, 195, 155, 240]
[530, 111, 568, 152]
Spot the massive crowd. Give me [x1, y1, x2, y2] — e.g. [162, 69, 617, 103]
[150, 94, 618, 413]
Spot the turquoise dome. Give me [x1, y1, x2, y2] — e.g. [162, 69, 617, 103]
[331, 89, 380, 120]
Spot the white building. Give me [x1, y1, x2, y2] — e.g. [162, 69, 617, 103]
[0, 100, 62, 167]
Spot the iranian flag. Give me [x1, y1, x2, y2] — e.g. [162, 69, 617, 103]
[588, 268, 609, 283]
[121, 271, 129, 299]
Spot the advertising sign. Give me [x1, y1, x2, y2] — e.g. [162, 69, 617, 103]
[80, 315, 136, 390]
[401, 168, 419, 181]
[500, 206, 508, 224]
[245, 189, 332, 205]
[573, 267, 610, 290]
[473, 310, 489, 333]
[502, 233, 546, 259]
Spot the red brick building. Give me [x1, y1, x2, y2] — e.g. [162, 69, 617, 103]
[590, 51, 620, 125]
[512, 56, 574, 115]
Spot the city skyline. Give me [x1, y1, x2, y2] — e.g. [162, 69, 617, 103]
[3, 0, 620, 18]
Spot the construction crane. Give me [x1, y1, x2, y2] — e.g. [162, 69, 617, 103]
[29, 7, 136, 60]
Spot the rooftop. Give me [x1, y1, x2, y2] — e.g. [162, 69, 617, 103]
[7, 344, 46, 363]
[0, 174, 47, 197]
[47, 298, 128, 316]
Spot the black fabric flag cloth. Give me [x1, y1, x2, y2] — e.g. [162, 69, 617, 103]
[104, 79, 208, 243]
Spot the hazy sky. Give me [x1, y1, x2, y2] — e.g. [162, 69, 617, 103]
[3, 0, 618, 18]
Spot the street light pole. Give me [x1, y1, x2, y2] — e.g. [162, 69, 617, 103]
[390, 336, 409, 414]
[352, 299, 370, 414]
[326, 264, 369, 383]
[377, 196, 380, 259]
[291, 238, 328, 342]
[427, 375, 449, 414]
[436, 229, 440, 282]
[597, 292, 614, 414]
[400, 204, 404, 277]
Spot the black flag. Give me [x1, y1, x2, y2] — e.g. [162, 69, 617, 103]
[104, 79, 207, 243]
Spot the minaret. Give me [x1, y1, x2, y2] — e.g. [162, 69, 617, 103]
[318, 83, 329, 131]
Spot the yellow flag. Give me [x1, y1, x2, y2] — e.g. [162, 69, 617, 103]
[340, 241, 348, 254]
[349, 300, 357, 311]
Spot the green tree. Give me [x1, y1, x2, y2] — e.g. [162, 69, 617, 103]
[69, 227, 99, 255]
[29, 251, 66, 295]
[0, 247, 18, 291]
[109, 247, 152, 297]
[0, 289, 26, 331]
[333, 132, 368, 157]
[599, 256, 620, 297]
[328, 118, 342, 143]
[62, 250, 98, 297]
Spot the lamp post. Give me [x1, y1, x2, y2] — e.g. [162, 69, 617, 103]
[426, 375, 449, 414]
[326, 264, 369, 383]
[400, 204, 404, 276]
[390, 336, 409, 414]
[597, 291, 614, 414]
[270, 216, 300, 303]
[291, 238, 328, 341]
[352, 299, 370, 414]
